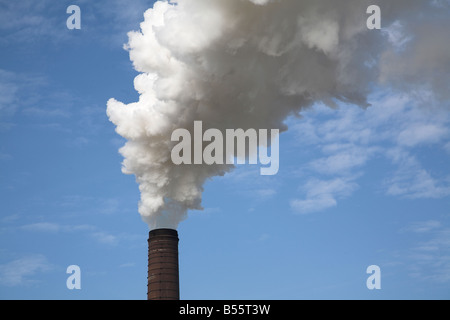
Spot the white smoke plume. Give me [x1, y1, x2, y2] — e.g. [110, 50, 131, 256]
[107, 0, 450, 230]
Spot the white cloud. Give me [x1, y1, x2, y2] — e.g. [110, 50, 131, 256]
[119, 262, 136, 268]
[57, 195, 122, 216]
[385, 148, 450, 199]
[0, 254, 53, 287]
[257, 233, 271, 242]
[304, 178, 358, 199]
[309, 147, 375, 176]
[99, 198, 120, 215]
[91, 232, 118, 246]
[382, 20, 413, 52]
[290, 177, 358, 214]
[290, 196, 337, 214]
[397, 123, 448, 147]
[20, 222, 96, 234]
[255, 188, 277, 198]
[19, 222, 118, 246]
[0, 68, 77, 132]
[291, 90, 450, 212]
[0, 214, 20, 223]
[222, 166, 280, 202]
[291, 119, 320, 145]
[401, 220, 442, 233]
[445, 142, 450, 154]
[21, 222, 61, 233]
[0, 69, 21, 116]
[386, 169, 450, 199]
[0, 152, 13, 161]
[401, 222, 450, 283]
[72, 136, 90, 148]
[0, 1, 69, 45]
[21, 106, 71, 118]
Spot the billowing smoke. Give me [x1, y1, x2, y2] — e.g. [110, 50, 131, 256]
[107, 0, 450, 230]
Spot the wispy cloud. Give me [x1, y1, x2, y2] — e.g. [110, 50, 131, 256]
[290, 177, 358, 214]
[223, 166, 280, 201]
[257, 233, 270, 242]
[401, 221, 450, 283]
[118, 262, 136, 268]
[20, 222, 118, 246]
[386, 168, 450, 199]
[0, 70, 19, 116]
[0, 213, 20, 224]
[65, 0, 152, 46]
[0, 69, 47, 119]
[385, 148, 450, 199]
[91, 232, 118, 246]
[98, 198, 120, 215]
[290, 91, 450, 214]
[291, 197, 337, 214]
[397, 123, 448, 147]
[20, 222, 62, 233]
[0, 0, 154, 50]
[255, 188, 277, 198]
[401, 220, 442, 234]
[57, 195, 122, 215]
[21, 106, 71, 118]
[0, 1, 70, 45]
[382, 20, 413, 53]
[0, 68, 81, 136]
[0, 254, 53, 287]
[0, 152, 13, 161]
[308, 145, 377, 176]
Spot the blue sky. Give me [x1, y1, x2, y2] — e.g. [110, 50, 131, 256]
[1, 0, 450, 300]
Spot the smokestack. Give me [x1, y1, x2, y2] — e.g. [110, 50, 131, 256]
[147, 228, 180, 300]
